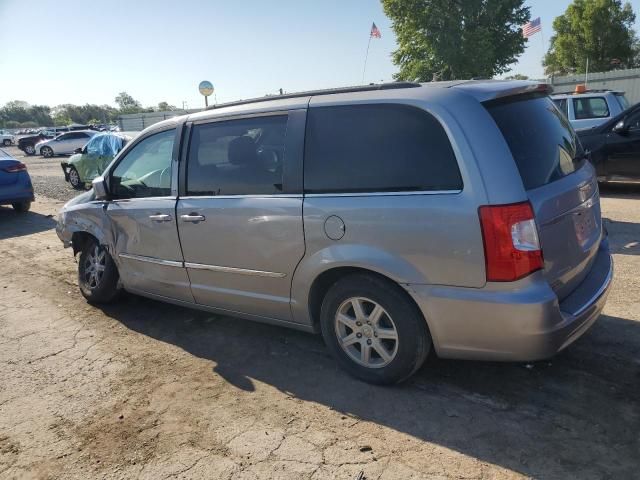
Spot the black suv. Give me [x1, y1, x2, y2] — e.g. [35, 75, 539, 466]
[17, 132, 57, 156]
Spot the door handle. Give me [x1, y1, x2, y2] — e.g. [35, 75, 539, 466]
[149, 213, 172, 222]
[180, 213, 206, 223]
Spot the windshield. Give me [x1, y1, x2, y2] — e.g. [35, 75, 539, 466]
[486, 95, 583, 190]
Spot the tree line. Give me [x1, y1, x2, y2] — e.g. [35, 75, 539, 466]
[0, 92, 177, 129]
[383, 0, 638, 81]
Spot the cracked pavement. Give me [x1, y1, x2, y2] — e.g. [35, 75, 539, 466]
[1, 189, 639, 479]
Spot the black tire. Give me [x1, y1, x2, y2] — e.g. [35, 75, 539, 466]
[68, 166, 83, 190]
[24, 144, 36, 155]
[319, 273, 431, 385]
[41, 146, 53, 158]
[78, 239, 120, 303]
[11, 201, 31, 213]
[3, 139, 10, 146]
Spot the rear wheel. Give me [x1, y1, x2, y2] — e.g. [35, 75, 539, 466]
[78, 239, 120, 303]
[68, 166, 83, 189]
[41, 146, 53, 158]
[11, 201, 31, 213]
[3, 139, 10, 146]
[320, 273, 431, 385]
[24, 144, 36, 155]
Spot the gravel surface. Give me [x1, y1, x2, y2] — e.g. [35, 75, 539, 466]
[0, 190, 639, 479]
[4, 145, 83, 203]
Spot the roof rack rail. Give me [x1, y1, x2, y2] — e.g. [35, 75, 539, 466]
[205, 81, 421, 111]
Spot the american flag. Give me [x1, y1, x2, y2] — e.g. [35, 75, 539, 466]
[370, 22, 381, 39]
[522, 17, 541, 38]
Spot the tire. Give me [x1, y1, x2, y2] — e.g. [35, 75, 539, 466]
[41, 146, 54, 158]
[24, 144, 36, 155]
[68, 166, 83, 190]
[319, 273, 431, 385]
[3, 139, 10, 146]
[11, 201, 31, 213]
[78, 239, 120, 303]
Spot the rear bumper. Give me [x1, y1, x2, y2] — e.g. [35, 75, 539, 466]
[406, 241, 613, 361]
[0, 176, 35, 205]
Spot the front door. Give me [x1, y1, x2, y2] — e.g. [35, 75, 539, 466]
[176, 113, 305, 321]
[106, 127, 193, 302]
[606, 110, 640, 180]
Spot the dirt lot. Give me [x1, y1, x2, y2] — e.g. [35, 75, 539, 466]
[1, 155, 639, 479]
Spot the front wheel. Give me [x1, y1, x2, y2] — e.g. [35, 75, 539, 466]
[68, 166, 83, 190]
[78, 239, 121, 303]
[41, 146, 54, 158]
[320, 273, 431, 385]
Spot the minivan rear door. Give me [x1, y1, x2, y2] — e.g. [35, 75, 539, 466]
[486, 95, 603, 299]
[176, 110, 307, 322]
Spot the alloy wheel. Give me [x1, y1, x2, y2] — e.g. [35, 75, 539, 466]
[83, 245, 106, 290]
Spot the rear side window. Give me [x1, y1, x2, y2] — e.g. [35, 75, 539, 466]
[186, 115, 287, 196]
[304, 104, 462, 193]
[573, 97, 609, 119]
[486, 95, 582, 190]
[616, 93, 630, 110]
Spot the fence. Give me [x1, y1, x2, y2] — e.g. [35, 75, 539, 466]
[117, 109, 201, 131]
[550, 68, 640, 104]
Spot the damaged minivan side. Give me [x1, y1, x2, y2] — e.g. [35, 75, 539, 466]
[57, 80, 613, 384]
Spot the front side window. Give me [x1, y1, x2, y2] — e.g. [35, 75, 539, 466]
[573, 97, 609, 119]
[304, 104, 462, 193]
[110, 129, 174, 198]
[186, 115, 287, 196]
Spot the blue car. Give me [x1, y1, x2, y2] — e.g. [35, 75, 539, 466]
[0, 148, 34, 212]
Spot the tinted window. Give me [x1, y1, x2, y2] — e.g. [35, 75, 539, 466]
[304, 104, 461, 193]
[573, 97, 609, 119]
[111, 129, 174, 198]
[487, 95, 582, 190]
[187, 116, 287, 196]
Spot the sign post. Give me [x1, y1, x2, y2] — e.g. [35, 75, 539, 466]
[198, 80, 214, 108]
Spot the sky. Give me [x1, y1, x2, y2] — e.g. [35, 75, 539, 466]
[1, 0, 640, 109]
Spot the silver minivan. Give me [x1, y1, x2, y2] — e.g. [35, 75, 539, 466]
[56, 80, 613, 384]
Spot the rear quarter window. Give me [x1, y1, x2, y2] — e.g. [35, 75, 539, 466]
[304, 104, 462, 193]
[486, 95, 583, 190]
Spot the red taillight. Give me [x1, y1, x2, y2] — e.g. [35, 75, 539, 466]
[3, 162, 27, 173]
[479, 201, 543, 282]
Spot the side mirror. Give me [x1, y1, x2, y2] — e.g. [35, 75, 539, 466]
[74, 147, 83, 154]
[92, 176, 109, 200]
[613, 120, 629, 135]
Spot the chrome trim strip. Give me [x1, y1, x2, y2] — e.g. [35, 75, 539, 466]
[119, 253, 184, 268]
[178, 194, 302, 200]
[304, 190, 461, 198]
[185, 262, 286, 278]
[572, 255, 613, 317]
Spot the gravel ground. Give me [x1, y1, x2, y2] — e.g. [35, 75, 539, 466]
[4, 145, 83, 202]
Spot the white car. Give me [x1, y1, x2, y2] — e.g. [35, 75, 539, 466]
[37, 130, 98, 157]
[0, 131, 15, 146]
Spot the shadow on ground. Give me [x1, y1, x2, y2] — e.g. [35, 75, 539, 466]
[0, 206, 57, 240]
[99, 295, 640, 478]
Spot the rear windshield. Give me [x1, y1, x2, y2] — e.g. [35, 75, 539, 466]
[486, 95, 583, 190]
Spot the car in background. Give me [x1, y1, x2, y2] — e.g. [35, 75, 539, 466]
[578, 102, 640, 183]
[61, 132, 133, 189]
[0, 147, 34, 212]
[551, 87, 629, 131]
[17, 131, 59, 155]
[0, 130, 15, 146]
[36, 130, 98, 157]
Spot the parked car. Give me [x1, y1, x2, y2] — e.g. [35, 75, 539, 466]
[578, 101, 640, 182]
[61, 132, 133, 189]
[0, 131, 15, 146]
[551, 87, 629, 131]
[17, 132, 58, 155]
[0, 147, 34, 212]
[36, 130, 97, 157]
[56, 80, 612, 384]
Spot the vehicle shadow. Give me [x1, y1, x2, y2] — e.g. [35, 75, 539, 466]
[604, 218, 640, 256]
[0, 206, 57, 240]
[99, 296, 640, 478]
[598, 182, 640, 199]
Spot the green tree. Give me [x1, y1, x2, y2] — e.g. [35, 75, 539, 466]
[382, 0, 530, 81]
[504, 73, 529, 79]
[156, 101, 176, 111]
[115, 91, 144, 114]
[544, 0, 637, 75]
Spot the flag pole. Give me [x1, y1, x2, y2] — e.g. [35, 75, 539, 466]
[361, 34, 372, 84]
